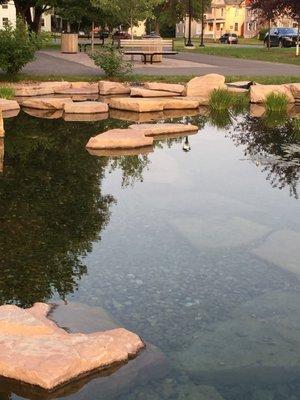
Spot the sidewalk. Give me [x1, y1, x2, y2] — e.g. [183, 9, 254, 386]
[18, 50, 300, 77]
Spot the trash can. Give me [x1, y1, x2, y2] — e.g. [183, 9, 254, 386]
[142, 38, 163, 63]
[61, 33, 78, 54]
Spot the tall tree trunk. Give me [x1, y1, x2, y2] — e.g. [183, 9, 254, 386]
[296, 20, 300, 57]
[268, 18, 271, 51]
[130, 11, 133, 40]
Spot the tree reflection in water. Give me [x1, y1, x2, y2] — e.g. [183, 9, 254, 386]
[230, 113, 300, 198]
[0, 114, 123, 307]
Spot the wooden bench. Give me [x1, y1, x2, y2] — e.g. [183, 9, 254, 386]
[124, 50, 178, 64]
[119, 39, 174, 51]
[119, 39, 176, 63]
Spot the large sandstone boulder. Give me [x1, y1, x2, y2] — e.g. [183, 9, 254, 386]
[64, 101, 108, 114]
[0, 302, 144, 390]
[129, 123, 198, 138]
[286, 83, 300, 102]
[99, 81, 131, 95]
[250, 84, 295, 103]
[144, 82, 185, 94]
[184, 74, 226, 100]
[130, 87, 178, 98]
[0, 99, 20, 112]
[109, 97, 199, 112]
[21, 97, 73, 110]
[86, 128, 153, 150]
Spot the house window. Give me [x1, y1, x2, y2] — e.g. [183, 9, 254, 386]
[234, 23, 238, 31]
[41, 18, 45, 27]
[209, 23, 213, 31]
[2, 18, 9, 26]
[221, 8, 224, 17]
[2, 1, 8, 9]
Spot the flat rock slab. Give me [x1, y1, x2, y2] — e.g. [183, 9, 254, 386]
[252, 230, 300, 277]
[23, 108, 63, 119]
[54, 87, 99, 95]
[144, 82, 185, 94]
[170, 216, 271, 249]
[250, 84, 295, 103]
[64, 101, 108, 114]
[12, 82, 71, 97]
[130, 87, 178, 98]
[175, 290, 300, 385]
[87, 146, 154, 157]
[86, 128, 153, 150]
[0, 99, 20, 112]
[0, 303, 144, 390]
[99, 81, 131, 95]
[109, 97, 199, 112]
[64, 113, 109, 122]
[129, 123, 198, 137]
[21, 97, 73, 110]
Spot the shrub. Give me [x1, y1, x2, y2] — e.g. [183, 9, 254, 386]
[265, 92, 288, 113]
[0, 18, 43, 74]
[0, 87, 14, 99]
[258, 28, 268, 41]
[90, 45, 132, 78]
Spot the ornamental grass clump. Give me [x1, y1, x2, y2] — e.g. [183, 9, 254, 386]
[265, 92, 289, 113]
[209, 89, 233, 111]
[0, 87, 14, 99]
[90, 45, 132, 78]
[209, 89, 249, 113]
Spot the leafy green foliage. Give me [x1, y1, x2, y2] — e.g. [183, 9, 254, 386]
[265, 92, 289, 113]
[0, 87, 14, 99]
[0, 18, 43, 74]
[90, 45, 132, 78]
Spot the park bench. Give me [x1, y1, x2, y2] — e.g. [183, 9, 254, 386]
[119, 39, 178, 64]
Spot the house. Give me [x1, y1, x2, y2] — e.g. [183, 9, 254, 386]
[0, 0, 52, 31]
[176, 0, 247, 40]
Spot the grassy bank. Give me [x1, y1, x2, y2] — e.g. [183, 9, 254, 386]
[0, 74, 300, 85]
[174, 43, 300, 66]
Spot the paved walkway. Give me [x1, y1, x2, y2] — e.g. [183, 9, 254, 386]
[15, 50, 300, 77]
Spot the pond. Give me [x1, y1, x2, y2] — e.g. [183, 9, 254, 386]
[0, 108, 300, 400]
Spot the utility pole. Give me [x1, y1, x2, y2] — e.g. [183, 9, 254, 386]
[186, 0, 193, 46]
[200, 0, 205, 46]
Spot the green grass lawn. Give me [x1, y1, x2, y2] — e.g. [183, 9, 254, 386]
[174, 41, 300, 66]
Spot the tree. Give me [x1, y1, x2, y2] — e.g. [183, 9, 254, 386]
[95, 0, 163, 38]
[0, 0, 53, 33]
[250, 0, 285, 50]
[148, 0, 211, 36]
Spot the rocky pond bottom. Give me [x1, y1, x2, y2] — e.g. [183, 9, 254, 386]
[0, 109, 299, 399]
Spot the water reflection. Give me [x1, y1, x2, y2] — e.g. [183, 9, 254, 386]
[230, 114, 300, 198]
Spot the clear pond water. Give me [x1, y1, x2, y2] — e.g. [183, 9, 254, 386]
[0, 109, 300, 400]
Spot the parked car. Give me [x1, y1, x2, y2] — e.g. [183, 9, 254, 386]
[142, 32, 161, 39]
[219, 33, 238, 44]
[99, 30, 109, 39]
[112, 31, 131, 40]
[264, 27, 298, 48]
